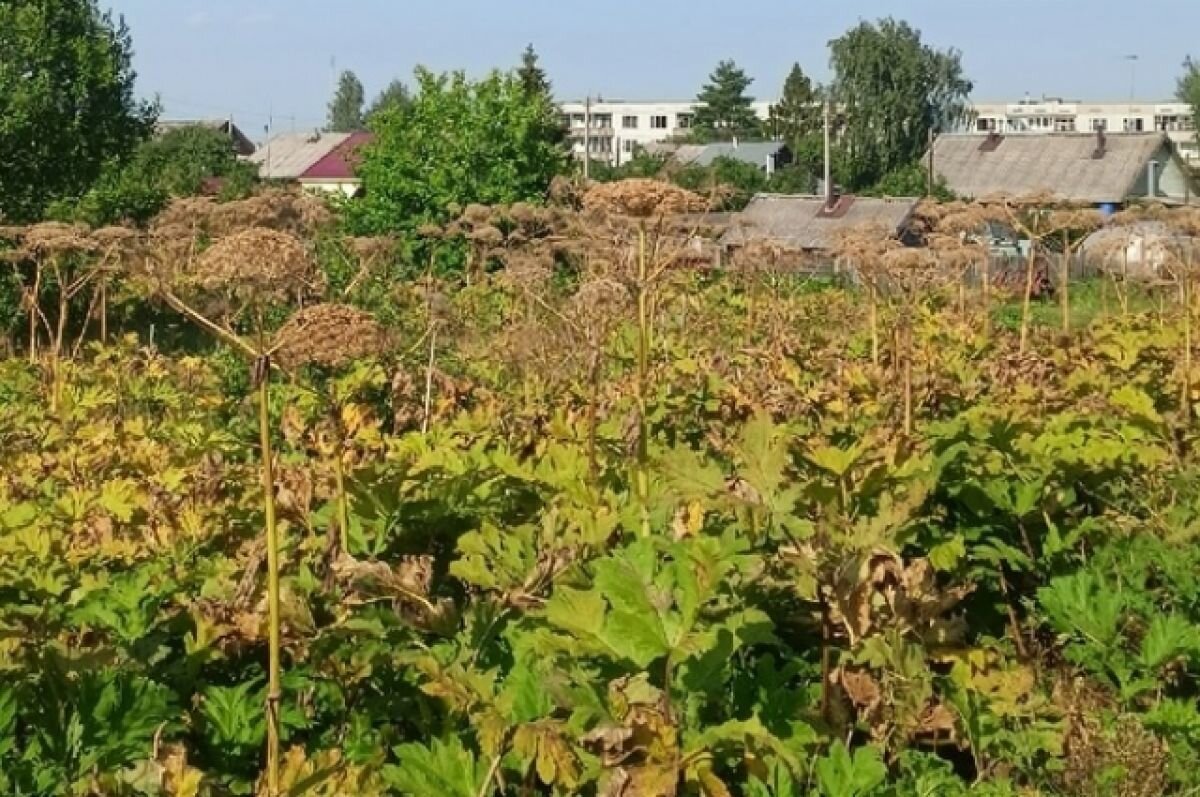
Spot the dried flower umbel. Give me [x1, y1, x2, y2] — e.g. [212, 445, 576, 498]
[272, 303, 389, 370]
[193, 227, 321, 306]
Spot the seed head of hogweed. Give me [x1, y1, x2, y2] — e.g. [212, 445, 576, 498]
[569, 277, 632, 330]
[194, 227, 321, 304]
[22, 222, 97, 257]
[272, 303, 389, 369]
[462, 203, 493, 225]
[583, 179, 707, 219]
[347, 236, 397, 263]
[0, 225, 27, 243]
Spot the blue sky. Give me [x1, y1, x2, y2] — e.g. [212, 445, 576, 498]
[107, 0, 1199, 133]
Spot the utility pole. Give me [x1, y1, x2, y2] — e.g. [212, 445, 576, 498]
[583, 95, 592, 180]
[1125, 54, 1139, 130]
[823, 98, 833, 207]
[927, 127, 936, 197]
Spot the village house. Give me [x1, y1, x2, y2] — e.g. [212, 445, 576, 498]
[931, 131, 1199, 208]
[249, 131, 374, 197]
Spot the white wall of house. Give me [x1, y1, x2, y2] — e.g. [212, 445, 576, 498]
[558, 99, 774, 165]
[299, 179, 362, 198]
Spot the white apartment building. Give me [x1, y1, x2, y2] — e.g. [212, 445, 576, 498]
[964, 97, 1199, 165]
[558, 99, 774, 165]
[557, 96, 1200, 168]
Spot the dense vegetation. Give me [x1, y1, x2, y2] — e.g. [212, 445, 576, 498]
[4, 185, 1200, 797]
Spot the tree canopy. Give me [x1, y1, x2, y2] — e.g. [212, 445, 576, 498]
[518, 44, 552, 99]
[54, 125, 256, 226]
[693, 60, 761, 142]
[0, 0, 157, 222]
[769, 63, 821, 148]
[1179, 57, 1200, 146]
[347, 68, 569, 236]
[829, 18, 972, 191]
[328, 70, 366, 132]
[366, 79, 412, 125]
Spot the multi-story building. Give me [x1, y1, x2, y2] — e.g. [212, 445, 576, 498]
[963, 97, 1199, 166]
[557, 95, 1200, 169]
[558, 99, 774, 165]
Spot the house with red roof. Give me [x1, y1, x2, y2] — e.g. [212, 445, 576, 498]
[248, 131, 374, 197]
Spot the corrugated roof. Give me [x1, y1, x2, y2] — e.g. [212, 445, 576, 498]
[685, 141, 787, 168]
[249, 132, 352, 180]
[301, 132, 374, 181]
[932, 133, 1171, 204]
[722, 194, 920, 252]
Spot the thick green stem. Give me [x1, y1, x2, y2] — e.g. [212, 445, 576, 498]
[1061, 231, 1071, 334]
[257, 373, 283, 797]
[334, 450, 351, 558]
[635, 225, 651, 538]
[1019, 245, 1037, 355]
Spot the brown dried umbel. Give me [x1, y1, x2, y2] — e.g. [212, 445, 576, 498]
[21, 222, 97, 256]
[193, 228, 320, 304]
[152, 189, 333, 238]
[272, 303, 389, 370]
[583, 179, 707, 218]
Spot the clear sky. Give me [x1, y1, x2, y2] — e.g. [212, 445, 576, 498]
[106, 0, 1199, 135]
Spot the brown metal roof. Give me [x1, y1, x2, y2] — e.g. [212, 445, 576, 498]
[932, 132, 1173, 204]
[721, 194, 920, 252]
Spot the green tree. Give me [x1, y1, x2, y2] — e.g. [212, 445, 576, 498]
[517, 44, 552, 99]
[58, 125, 256, 226]
[366, 79, 411, 125]
[693, 60, 760, 142]
[673, 156, 768, 211]
[347, 68, 569, 237]
[769, 63, 821, 146]
[829, 18, 972, 191]
[328, 70, 366, 132]
[0, 0, 157, 222]
[1178, 57, 1200, 150]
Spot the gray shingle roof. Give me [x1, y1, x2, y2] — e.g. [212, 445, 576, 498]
[248, 132, 352, 180]
[722, 194, 920, 252]
[932, 133, 1171, 204]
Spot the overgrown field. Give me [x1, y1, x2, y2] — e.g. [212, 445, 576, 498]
[4, 191, 1200, 796]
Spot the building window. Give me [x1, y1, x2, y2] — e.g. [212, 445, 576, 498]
[1054, 117, 1076, 132]
[1124, 117, 1145, 132]
[1091, 118, 1108, 132]
[622, 115, 638, 129]
[677, 114, 694, 129]
[623, 139, 635, 153]
[650, 115, 669, 129]
[592, 114, 612, 129]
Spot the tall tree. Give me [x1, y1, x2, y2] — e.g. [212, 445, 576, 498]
[348, 68, 568, 237]
[327, 70, 366, 132]
[769, 63, 821, 147]
[829, 18, 972, 191]
[366, 79, 412, 125]
[693, 60, 760, 142]
[0, 0, 157, 222]
[518, 44, 552, 99]
[1179, 57, 1200, 150]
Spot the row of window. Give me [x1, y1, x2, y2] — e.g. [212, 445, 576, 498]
[975, 115, 1194, 134]
[561, 113, 694, 130]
